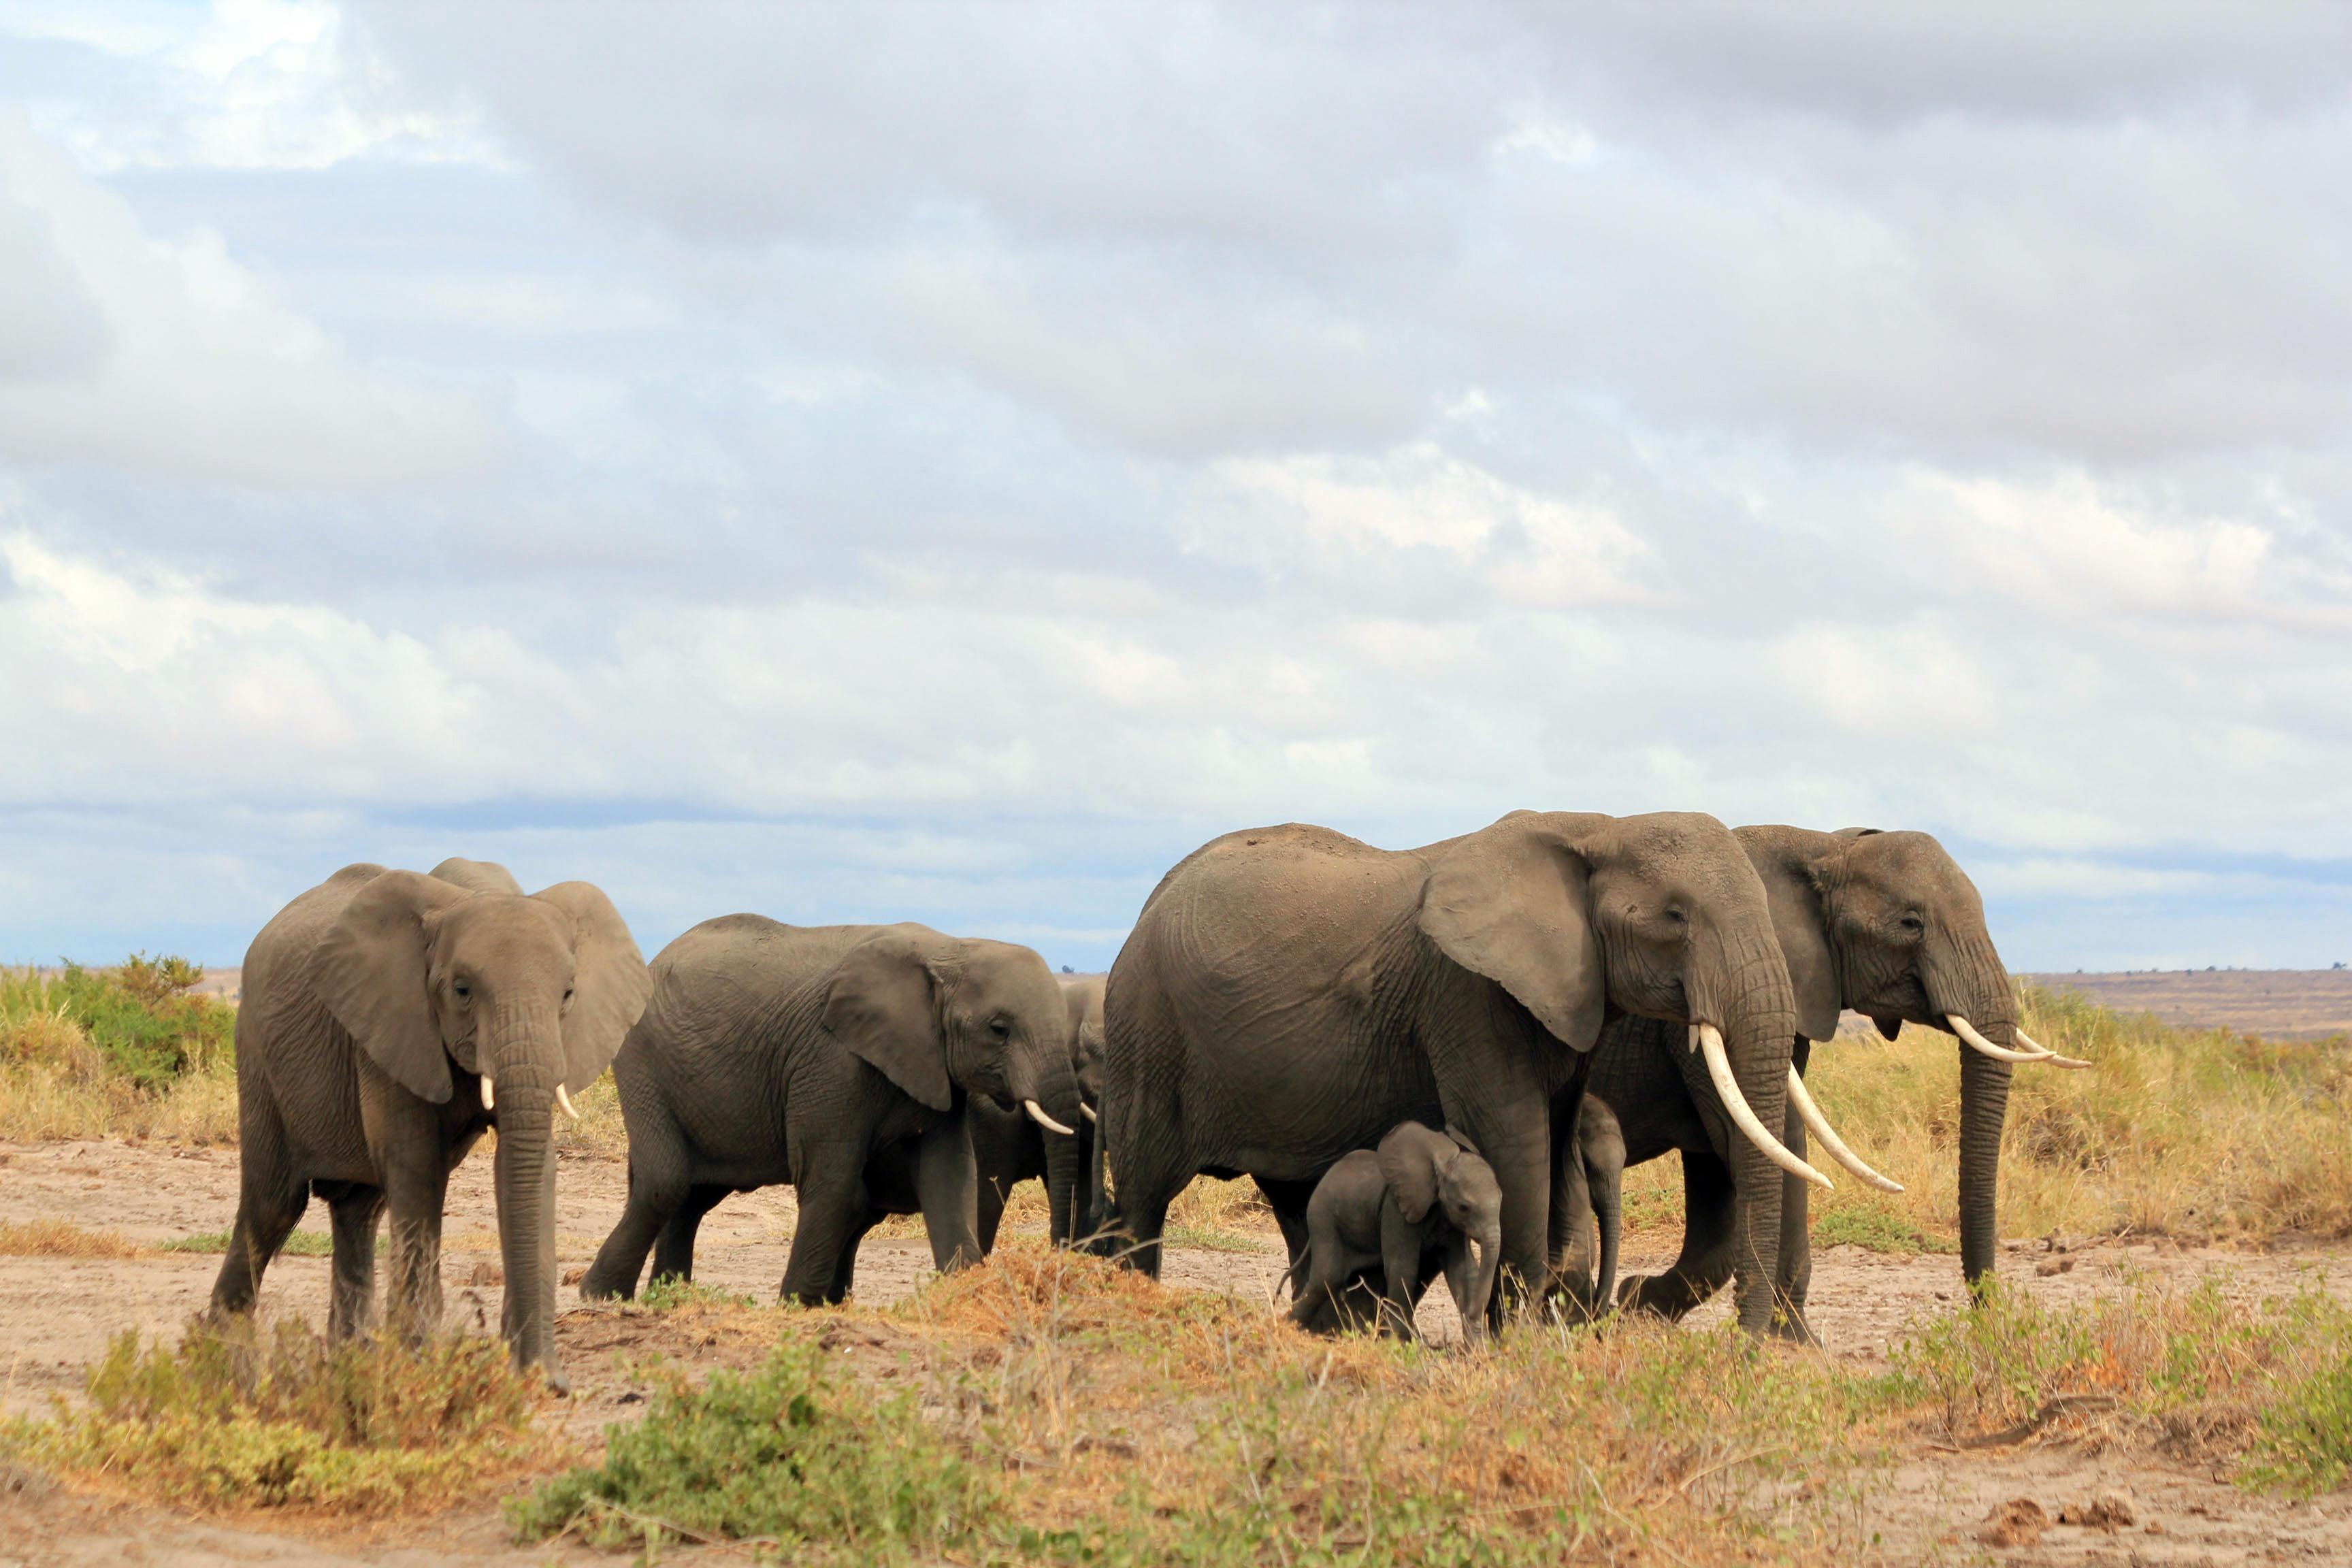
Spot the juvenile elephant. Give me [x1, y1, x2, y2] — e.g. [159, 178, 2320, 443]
[1105, 811, 1869, 1333]
[970, 973, 1104, 1252]
[580, 917, 1084, 1305]
[1589, 826, 2071, 1341]
[213, 858, 652, 1390]
[1288, 1122, 1503, 1342]
[1552, 1094, 1626, 1315]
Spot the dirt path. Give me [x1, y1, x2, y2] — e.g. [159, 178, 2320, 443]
[6, 1138, 2352, 1563]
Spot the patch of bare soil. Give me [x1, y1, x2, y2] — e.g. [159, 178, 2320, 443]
[5, 1137, 2352, 1563]
[2022, 968, 2352, 1042]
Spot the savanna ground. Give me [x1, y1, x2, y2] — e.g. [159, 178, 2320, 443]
[6, 963, 2352, 1563]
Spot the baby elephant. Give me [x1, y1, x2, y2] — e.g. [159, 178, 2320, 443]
[1288, 1122, 1503, 1343]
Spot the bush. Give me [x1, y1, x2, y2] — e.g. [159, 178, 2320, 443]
[0, 958, 238, 1141]
[510, 1337, 994, 1562]
[1, 1317, 542, 1513]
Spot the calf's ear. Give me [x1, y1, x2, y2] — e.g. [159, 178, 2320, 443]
[1377, 1122, 1445, 1226]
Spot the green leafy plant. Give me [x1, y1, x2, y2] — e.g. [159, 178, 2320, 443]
[510, 1337, 992, 1562]
[157, 1229, 334, 1258]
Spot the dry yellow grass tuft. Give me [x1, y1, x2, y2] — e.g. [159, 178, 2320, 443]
[0, 1217, 144, 1258]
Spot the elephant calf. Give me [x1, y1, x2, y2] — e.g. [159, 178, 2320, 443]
[581, 917, 1085, 1306]
[1288, 1122, 1503, 1343]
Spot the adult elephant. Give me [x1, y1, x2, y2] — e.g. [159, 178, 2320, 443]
[1585, 826, 2076, 1340]
[579, 918, 1083, 1305]
[1103, 811, 1859, 1333]
[212, 858, 652, 1391]
[970, 973, 1105, 1252]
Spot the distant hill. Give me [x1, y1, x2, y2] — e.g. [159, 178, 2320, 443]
[2021, 970, 2352, 1042]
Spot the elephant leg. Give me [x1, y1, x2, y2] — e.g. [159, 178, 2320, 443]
[831, 1209, 882, 1301]
[380, 1155, 451, 1342]
[1254, 1176, 1317, 1284]
[210, 1101, 308, 1318]
[1622, 1152, 1737, 1319]
[1377, 1209, 1426, 1342]
[583, 1141, 691, 1301]
[781, 1145, 870, 1306]
[649, 1184, 730, 1286]
[1590, 1158, 1622, 1316]
[317, 1180, 385, 1340]
[1550, 1134, 1599, 1319]
[915, 1114, 981, 1274]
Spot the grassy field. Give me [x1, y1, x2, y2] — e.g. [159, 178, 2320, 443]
[9, 1243, 2352, 1562]
[0, 959, 239, 1143]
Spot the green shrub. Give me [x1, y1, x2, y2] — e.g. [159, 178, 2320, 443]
[510, 1338, 993, 1562]
[1, 1317, 540, 1512]
[157, 1229, 334, 1258]
[1, 956, 233, 1091]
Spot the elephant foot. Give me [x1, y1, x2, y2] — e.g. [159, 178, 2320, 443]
[1766, 1308, 1821, 1349]
[1618, 1272, 1708, 1321]
[575, 1269, 633, 1303]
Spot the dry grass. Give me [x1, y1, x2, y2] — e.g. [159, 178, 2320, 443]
[0, 1217, 144, 1258]
[0, 962, 239, 1144]
[1, 1316, 551, 1515]
[1616, 983, 2352, 1255]
[552, 1067, 627, 1157]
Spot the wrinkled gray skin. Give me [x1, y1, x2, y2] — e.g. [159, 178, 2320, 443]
[970, 973, 1104, 1250]
[581, 918, 1083, 1305]
[1288, 1122, 1503, 1343]
[1587, 826, 2023, 1342]
[1551, 1094, 1626, 1314]
[1103, 811, 1802, 1332]
[212, 858, 651, 1392]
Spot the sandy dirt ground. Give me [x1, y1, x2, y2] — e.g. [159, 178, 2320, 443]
[6, 1138, 2352, 1564]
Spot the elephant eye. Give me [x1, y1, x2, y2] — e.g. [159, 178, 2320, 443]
[452, 979, 472, 1002]
[1898, 913, 1925, 935]
[987, 1017, 1011, 1040]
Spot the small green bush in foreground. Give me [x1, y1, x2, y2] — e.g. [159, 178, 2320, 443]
[511, 1337, 992, 1563]
[1, 1317, 540, 1512]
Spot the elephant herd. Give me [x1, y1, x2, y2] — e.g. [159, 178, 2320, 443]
[210, 810, 2083, 1388]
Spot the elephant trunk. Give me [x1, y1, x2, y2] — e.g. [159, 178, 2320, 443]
[1695, 938, 1799, 1334]
[1931, 936, 2018, 1292]
[1460, 1221, 1503, 1343]
[1011, 1047, 1087, 1246]
[485, 1009, 566, 1391]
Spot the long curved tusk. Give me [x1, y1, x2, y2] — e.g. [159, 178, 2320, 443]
[1948, 1014, 2048, 1064]
[1696, 1024, 1831, 1191]
[2012, 1028, 2093, 1070]
[1784, 1068, 1904, 1193]
[555, 1083, 581, 1122]
[1079, 1103, 1098, 1124]
[480, 1074, 494, 1111]
[1024, 1098, 1077, 1137]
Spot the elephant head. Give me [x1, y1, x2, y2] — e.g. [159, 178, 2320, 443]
[312, 871, 652, 1382]
[1419, 810, 1856, 1330]
[1738, 825, 2052, 1288]
[822, 926, 1085, 1141]
[1379, 1122, 1503, 1341]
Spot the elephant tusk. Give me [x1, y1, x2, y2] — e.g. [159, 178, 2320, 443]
[1784, 1067, 1904, 1194]
[1697, 1024, 1831, 1191]
[1079, 1103, 1098, 1124]
[1948, 1014, 2048, 1064]
[1024, 1098, 1077, 1137]
[555, 1083, 581, 1122]
[2012, 1027, 2093, 1069]
[480, 1074, 494, 1111]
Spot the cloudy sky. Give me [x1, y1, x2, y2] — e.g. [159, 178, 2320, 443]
[1, 1, 2347, 973]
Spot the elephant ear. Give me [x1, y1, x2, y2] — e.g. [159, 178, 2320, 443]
[1735, 826, 1843, 1044]
[1417, 810, 1607, 1052]
[313, 870, 472, 1104]
[431, 857, 524, 895]
[532, 881, 653, 1093]
[821, 927, 953, 1111]
[1377, 1122, 1444, 1226]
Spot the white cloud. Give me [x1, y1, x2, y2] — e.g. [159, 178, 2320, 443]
[0, 114, 491, 485]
